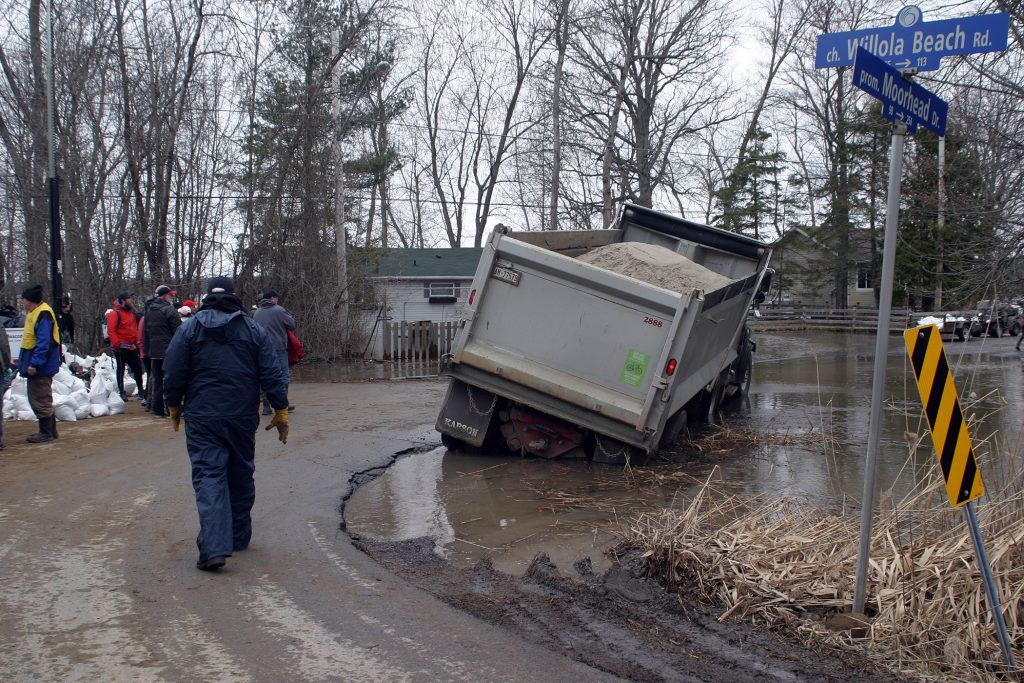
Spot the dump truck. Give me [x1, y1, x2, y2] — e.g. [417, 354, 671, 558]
[435, 203, 773, 464]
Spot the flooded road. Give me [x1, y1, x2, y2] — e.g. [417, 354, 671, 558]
[346, 330, 1024, 574]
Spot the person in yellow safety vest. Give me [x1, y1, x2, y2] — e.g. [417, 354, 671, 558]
[18, 284, 61, 444]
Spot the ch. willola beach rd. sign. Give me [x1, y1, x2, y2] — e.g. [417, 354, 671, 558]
[816, 5, 1010, 72]
[852, 47, 948, 135]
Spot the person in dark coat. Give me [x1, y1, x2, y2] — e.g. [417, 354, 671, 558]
[163, 276, 289, 572]
[144, 284, 182, 417]
[253, 289, 296, 414]
[18, 284, 61, 443]
[59, 296, 75, 345]
[0, 324, 11, 450]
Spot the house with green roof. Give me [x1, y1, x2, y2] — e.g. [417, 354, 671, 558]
[361, 247, 483, 359]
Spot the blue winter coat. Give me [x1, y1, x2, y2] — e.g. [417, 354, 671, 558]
[163, 297, 287, 419]
[18, 308, 61, 378]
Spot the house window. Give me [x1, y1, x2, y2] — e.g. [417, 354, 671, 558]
[856, 263, 873, 291]
[424, 281, 458, 304]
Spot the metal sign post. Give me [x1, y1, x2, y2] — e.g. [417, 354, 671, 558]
[963, 501, 1016, 671]
[851, 124, 906, 615]
[903, 324, 1015, 671]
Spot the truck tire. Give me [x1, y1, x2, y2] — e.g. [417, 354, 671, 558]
[989, 322, 1001, 338]
[730, 340, 753, 400]
[660, 409, 688, 450]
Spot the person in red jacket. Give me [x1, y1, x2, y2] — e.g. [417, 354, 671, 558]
[106, 292, 145, 401]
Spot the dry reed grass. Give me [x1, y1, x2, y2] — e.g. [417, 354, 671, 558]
[617, 459, 1024, 681]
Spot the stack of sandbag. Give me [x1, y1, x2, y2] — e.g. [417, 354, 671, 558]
[50, 367, 90, 422]
[2, 351, 134, 422]
[2, 376, 36, 421]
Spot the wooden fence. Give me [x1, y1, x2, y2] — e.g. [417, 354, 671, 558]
[382, 320, 459, 361]
[751, 306, 970, 334]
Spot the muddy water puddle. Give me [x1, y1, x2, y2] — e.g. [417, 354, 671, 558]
[346, 330, 1024, 574]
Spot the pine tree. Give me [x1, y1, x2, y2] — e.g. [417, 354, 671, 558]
[898, 124, 998, 308]
[715, 128, 790, 240]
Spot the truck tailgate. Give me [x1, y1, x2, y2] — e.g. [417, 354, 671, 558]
[454, 237, 691, 428]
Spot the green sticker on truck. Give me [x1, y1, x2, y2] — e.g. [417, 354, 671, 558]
[619, 349, 651, 388]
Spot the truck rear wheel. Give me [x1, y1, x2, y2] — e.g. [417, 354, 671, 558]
[659, 409, 689, 449]
[729, 340, 753, 400]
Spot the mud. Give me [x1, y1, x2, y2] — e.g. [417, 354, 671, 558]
[354, 534, 901, 682]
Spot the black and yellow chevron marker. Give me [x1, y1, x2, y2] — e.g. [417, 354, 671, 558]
[904, 324, 984, 507]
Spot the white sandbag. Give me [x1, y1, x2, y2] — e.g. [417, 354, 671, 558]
[2, 390, 13, 419]
[12, 394, 31, 413]
[69, 390, 90, 410]
[89, 403, 110, 417]
[53, 393, 71, 408]
[52, 381, 70, 397]
[88, 376, 109, 404]
[54, 403, 77, 422]
[54, 368, 76, 388]
[69, 377, 86, 393]
[7, 376, 27, 396]
[74, 405, 91, 420]
[123, 376, 137, 396]
[107, 393, 125, 414]
[17, 409, 36, 420]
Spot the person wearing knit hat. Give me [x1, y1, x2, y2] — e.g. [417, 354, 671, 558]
[164, 275, 289, 572]
[18, 284, 62, 443]
[106, 291, 145, 402]
[253, 287, 296, 414]
[143, 285, 181, 418]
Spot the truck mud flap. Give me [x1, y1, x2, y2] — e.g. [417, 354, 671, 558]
[435, 379, 498, 448]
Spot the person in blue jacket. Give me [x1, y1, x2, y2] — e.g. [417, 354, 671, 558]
[163, 276, 290, 572]
[18, 284, 62, 444]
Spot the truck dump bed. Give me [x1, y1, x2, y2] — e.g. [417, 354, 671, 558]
[441, 204, 771, 456]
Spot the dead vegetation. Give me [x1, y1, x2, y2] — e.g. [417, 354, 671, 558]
[616, 461, 1024, 681]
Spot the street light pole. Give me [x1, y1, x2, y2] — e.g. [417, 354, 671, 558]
[45, 0, 63, 308]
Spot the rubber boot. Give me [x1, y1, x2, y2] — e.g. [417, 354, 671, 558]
[26, 418, 53, 443]
[50, 415, 59, 440]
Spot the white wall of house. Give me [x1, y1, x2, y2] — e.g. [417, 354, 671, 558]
[362, 277, 474, 359]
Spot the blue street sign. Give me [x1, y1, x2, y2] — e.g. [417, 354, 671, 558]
[817, 6, 1010, 72]
[853, 47, 948, 135]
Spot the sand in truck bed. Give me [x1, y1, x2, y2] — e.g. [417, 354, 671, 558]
[576, 241, 733, 294]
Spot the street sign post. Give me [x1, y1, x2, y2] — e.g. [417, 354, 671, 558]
[816, 6, 1010, 72]
[852, 47, 948, 135]
[817, 6, 1011, 623]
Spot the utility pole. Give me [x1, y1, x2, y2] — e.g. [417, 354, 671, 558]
[331, 28, 349, 347]
[45, 0, 62, 308]
[935, 136, 945, 310]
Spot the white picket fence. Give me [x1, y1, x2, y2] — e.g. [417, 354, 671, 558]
[382, 320, 459, 361]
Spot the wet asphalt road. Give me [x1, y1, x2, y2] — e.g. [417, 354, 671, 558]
[0, 380, 620, 682]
